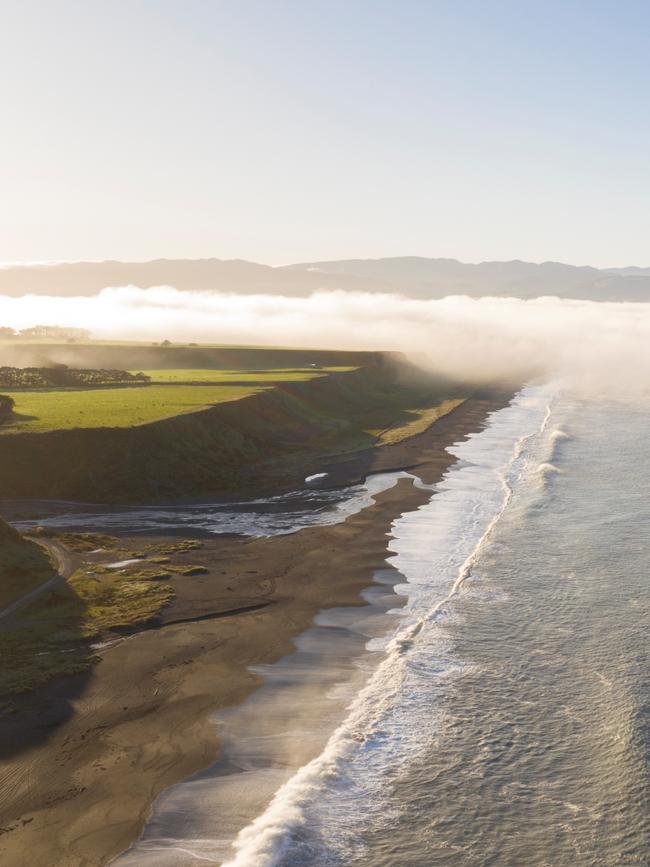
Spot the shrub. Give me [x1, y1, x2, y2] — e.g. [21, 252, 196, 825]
[0, 367, 151, 388]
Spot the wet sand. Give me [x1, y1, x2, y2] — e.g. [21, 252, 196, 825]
[0, 393, 510, 867]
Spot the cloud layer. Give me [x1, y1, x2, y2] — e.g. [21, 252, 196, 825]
[3, 286, 650, 393]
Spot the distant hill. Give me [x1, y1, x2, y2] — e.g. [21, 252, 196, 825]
[0, 259, 382, 298]
[285, 257, 650, 301]
[2, 256, 650, 301]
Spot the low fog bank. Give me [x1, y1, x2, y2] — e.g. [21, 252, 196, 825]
[2, 286, 650, 392]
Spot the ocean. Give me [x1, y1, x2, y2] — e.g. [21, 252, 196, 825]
[117, 384, 649, 865]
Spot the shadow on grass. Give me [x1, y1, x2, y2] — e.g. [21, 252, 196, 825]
[0, 411, 39, 428]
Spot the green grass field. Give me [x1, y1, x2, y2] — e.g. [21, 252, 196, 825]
[0, 366, 358, 434]
[133, 366, 356, 383]
[0, 384, 267, 434]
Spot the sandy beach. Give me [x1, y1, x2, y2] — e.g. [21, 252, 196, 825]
[0, 393, 509, 867]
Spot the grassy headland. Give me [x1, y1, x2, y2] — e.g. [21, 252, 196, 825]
[0, 344, 466, 502]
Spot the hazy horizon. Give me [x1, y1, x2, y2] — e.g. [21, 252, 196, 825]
[2, 252, 650, 271]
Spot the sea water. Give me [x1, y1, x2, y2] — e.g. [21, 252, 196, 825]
[117, 384, 649, 864]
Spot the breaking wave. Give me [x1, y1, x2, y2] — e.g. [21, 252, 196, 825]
[220, 384, 558, 867]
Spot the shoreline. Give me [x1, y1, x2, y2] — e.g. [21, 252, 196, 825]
[0, 392, 511, 867]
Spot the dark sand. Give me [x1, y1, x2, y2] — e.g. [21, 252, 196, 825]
[0, 393, 509, 866]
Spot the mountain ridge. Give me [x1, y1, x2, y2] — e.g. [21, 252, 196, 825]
[1, 256, 650, 301]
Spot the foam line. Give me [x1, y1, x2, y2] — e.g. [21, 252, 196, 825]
[220, 384, 558, 867]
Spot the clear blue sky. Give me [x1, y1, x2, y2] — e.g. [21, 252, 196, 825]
[1, 0, 649, 266]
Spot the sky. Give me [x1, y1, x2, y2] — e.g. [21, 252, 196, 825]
[1, 0, 649, 268]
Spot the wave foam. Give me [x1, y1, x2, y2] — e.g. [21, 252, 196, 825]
[538, 461, 562, 478]
[220, 384, 559, 867]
